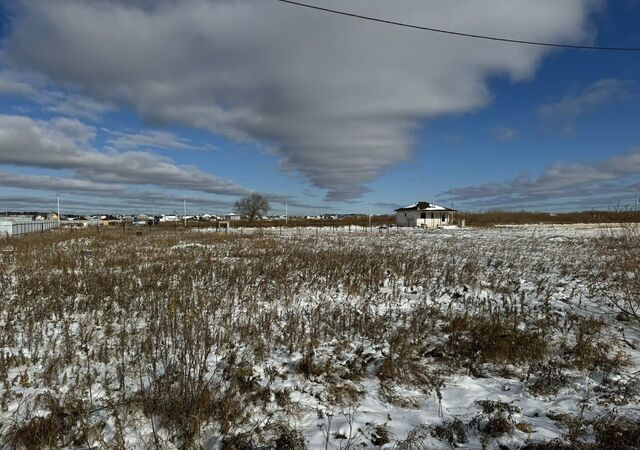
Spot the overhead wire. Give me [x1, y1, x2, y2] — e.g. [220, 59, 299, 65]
[277, 0, 640, 52]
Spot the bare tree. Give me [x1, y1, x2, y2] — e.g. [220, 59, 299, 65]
[234, 193, 269, 221]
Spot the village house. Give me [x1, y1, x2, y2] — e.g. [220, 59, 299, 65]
[159, 215, 178, 223]
[395, 201, 456, 227]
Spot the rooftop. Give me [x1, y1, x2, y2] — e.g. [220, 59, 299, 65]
[394, 201, 456, 212]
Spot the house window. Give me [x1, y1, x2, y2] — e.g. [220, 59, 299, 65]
[431, 213, 434, 219]
[404, 213, 407, 217]
[420, 213, 426, 219]
[442, 214, 446, 222]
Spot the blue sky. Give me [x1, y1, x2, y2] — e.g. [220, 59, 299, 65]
[0, 0, 639, 215]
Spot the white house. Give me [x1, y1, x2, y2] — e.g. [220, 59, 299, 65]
[395, 201, 456, 227]
[159, 215, 178, 223]
[225, 213, 241, 221]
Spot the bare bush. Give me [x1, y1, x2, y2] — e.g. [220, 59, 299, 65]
[593, 224, 640, 324]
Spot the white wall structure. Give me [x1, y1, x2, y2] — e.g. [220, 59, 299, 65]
[0, 218, 59, 237]
[395, 202, 456, 227]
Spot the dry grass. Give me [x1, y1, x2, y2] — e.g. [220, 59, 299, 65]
[593, 223, 640, 324]
[459, 210, 640, 226]
[0, 225, 637, 447]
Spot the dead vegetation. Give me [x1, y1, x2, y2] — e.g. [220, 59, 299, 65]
[0, 225, 637, 448]
[593, 223, 640, 325]
[459, 210, 640, 226]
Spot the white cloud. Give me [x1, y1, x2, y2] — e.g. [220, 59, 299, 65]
[539, 78, 637, 120]
[494, 125, 518, 141]
[3, 0, 600, 200]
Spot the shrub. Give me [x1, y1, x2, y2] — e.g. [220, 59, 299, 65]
[444, 314, 548, 374]
[431, 418, 467, 446]
[592, 416, 640, 450]
[592, 224, 640, 324]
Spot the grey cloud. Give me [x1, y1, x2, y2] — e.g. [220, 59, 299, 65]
[0, 171, 238, 213]
[0, 70, 114, 119]
[441, 150, 640, 208]
[0, 171, 327, 213]
[106, 129, 196, 151]
[0, 114, 250, 196]
[0, 72, 40, 98]
[50, 117, 96, 143]
[46, 93, 113, 120]
[0, 193, 233, 215]
[0, 171, 124, 194]
[4, 0, 599, 200]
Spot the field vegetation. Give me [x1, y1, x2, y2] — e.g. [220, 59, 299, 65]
[0, 224, 638, 449]
[458, 210, 640, 227]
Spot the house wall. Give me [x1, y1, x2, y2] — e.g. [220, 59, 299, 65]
[396, 211, 450, 227]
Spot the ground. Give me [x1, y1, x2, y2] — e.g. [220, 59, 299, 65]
[0, 224, 639, 449]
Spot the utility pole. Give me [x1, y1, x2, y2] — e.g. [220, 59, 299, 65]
[368, 203, 372, 230]
[285, 202, 288, 225]
[183, 199, 187, 228]
[56, 194, 61, 228]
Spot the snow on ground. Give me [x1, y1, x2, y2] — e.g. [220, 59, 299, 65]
[0, 224, 639, 449]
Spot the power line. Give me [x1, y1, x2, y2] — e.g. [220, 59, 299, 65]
[277, 0, 640, 52]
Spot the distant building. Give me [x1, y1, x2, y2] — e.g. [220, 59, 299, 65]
[394, 201, 456, 227]
[225, 213, 241, 221]
[0, 217, 59, 237]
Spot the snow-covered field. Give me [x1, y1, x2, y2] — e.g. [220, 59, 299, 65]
[1, 224, 639, 449]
